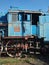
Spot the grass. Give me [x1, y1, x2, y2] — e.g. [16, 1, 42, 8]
[0, 56, 48, 65]
[0, 57, 20, 65]
[0, 57, 35, 65]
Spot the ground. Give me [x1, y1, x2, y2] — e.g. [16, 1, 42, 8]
[0, 55, 49, 65]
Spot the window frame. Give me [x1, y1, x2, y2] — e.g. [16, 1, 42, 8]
[12, 13, 18, 22]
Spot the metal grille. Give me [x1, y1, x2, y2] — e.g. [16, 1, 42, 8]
[12, 14, 17, 22]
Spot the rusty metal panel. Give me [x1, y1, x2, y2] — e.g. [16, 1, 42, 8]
[14, 22, 22, 36]
[13, 22, 21, 32]
[8, 22, 22, 36]
[14, 26, 20, 32]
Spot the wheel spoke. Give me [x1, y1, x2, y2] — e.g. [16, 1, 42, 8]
[5, 40, 17, 57]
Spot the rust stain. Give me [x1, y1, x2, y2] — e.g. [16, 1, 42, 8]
[14, 26, 20, 32]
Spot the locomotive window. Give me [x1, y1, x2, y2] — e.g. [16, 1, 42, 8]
[32, 14, 39, 25]
[18, 14, 22, 21]
[12, 14, 17, 22]
[25, 14, 27, 21]
[25, 14, 31, 21]
[31, 13, 41, 25]
[18, 13, 24, 21]
[18, 13, 31, 21]
[27, 14, 31, 21]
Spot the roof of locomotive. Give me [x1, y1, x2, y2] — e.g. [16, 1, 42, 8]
[8, 9, 42, 14]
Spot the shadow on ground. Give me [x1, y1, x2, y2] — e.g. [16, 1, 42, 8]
[24, 53, 49, 65]
[34, 54, 49, 65]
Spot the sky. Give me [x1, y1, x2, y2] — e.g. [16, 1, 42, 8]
[0, 0, 49, 14]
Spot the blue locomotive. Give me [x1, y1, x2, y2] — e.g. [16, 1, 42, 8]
[0, 8, 49, 57]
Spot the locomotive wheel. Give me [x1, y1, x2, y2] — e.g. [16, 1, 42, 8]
[15, 43, 21, 57]
[0, 42, 3, 55]
[5, 40, 17, 57]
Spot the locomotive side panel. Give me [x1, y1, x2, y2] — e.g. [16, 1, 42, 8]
[8, 11, 32, 37]
[8, 22, 22, 36]
[31, 25, 36, 35]
[39, 15, 49, 41]
[23, 22, 31, 36]
[8, 12, 23, 36]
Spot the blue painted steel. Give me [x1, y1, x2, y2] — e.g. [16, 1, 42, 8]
[23, 22, 31, 36]
[39, 15, 49, 41]
[45, 16, 49, 22]
[31, 25, 36, 35]
[8, 21, 31, 36]
[39, 16, 46, 24]
[39, 24, 44, 37]
[44, 23, 49, 41]
[8, 13, 12, 23]
[8, 22, 22, 36]
[8, 24, 14, 36]
[39, 15, 49, 24]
